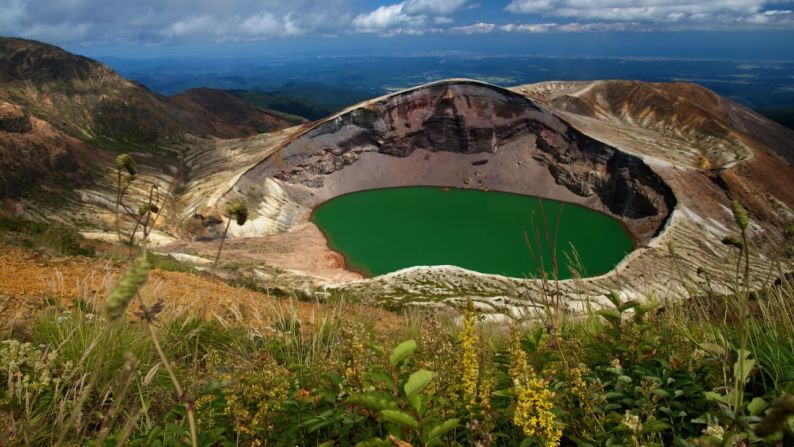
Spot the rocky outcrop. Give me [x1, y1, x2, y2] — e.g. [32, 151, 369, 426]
[0, 102, 31, 133]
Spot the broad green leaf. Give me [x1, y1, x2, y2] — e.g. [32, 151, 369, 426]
[404, 369, 434, 398]
[350, 393, 398, 411]
[652, 388, 671, 399]
[733, 349, 756, 384]
[746, 397, 769, 416]
[642, 420, 671, 434]
[427, 418, 459, 440]
[380, 410, 419, 429]
[704, 391, 732, 405]
[410, 393, 426, 414]
[390, 340, 417, 366]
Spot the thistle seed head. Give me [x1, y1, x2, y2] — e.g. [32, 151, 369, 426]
[115, 153, 136, 176]
[225, 199, 249, 226]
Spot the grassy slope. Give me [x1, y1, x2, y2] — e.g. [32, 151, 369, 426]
[1, 216, 793, 445]
[228, 85, 375, 121]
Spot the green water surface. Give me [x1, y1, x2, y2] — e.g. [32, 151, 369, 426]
[311, 187, 635, 278]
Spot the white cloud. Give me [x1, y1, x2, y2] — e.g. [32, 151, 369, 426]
[500, 22, 557, 32]
[404, 0, 468, 15]
[2, 0, 350, 45]
[351, 0, 467, 34]
[450, 22, 496, 33]
[504, 0, 792, 28]
[505, 0, 554, 14]
[453, 21, 651, 34]
[352, 3, 423, 32]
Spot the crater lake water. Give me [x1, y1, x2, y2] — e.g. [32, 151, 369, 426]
[311, 187, 635, 278]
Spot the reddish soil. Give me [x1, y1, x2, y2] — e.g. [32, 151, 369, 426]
[0, 242, 403, 334]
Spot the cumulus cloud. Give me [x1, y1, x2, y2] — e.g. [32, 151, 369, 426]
[505, 0, 794, 28]
[0, 0, 351, 45]
[352, 0, 470, 34]
[0, 0, 791, 47]
[404, 0, 468, 15]
[452, 20, 650, 34]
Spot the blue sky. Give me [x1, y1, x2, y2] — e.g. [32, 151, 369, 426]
[2, 0, 794, 59]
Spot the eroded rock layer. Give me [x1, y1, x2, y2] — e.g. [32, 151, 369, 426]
[222, 81, 675, 243]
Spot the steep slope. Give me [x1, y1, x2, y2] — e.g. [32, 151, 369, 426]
[0, 38, 298, 199]
[170, 88, 303, 138]
[0, 101, 92, 196]
[512, 80, 794, 228]
[513, 80, 794, 167]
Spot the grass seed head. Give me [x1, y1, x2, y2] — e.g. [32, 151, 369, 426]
[731, 200, 749, 231]
[105, 253, 151, 320]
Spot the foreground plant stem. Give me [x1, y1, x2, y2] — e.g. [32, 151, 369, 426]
[145, 316, 198, 447]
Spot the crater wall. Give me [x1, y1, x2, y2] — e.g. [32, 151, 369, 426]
[223, 80, 675, 244]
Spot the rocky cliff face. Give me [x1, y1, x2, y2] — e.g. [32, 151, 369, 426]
[230, 80, 674, 241]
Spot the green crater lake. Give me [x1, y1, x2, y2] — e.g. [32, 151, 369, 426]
[311, 187, 635, 278]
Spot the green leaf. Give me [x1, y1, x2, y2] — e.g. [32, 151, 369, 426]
[617, 375, 633, 384]
[733, 349, 756, 384]
[350, 392, 399, 411]
[747, 397, 769, 416]
[380, 410, 419, 429]
[404, 369, 434, 398]
[642, 420, 671, 434]
[605, 392, 625, 400]
[427, 418, 459, 440]
[390, 340, 417, 366]
[355, 438, 393, 447]
[618, 300, 640, 312]
[597, 309, 622, 326]
[410, 394, 426, 414]
[652, 388, 671, 399]
[698, 342, 726, 358]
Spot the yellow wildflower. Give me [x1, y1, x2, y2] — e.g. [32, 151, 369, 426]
[459, 301, 480, 413]
[509, 328, 562, 447]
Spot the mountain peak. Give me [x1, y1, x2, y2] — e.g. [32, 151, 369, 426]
[0, 37, 112, 83]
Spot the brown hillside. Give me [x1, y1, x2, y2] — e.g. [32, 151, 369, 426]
[170, 88, 301, 138]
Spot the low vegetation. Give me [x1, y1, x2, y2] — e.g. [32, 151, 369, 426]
[1, 164, 793, 446]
